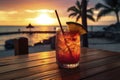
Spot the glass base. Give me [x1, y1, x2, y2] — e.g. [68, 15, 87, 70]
[58, 62, 79, 69]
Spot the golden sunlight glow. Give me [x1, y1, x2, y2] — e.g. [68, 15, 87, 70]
[35, 13, 55, 25]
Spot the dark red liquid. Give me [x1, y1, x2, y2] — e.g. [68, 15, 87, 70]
[56, 31, 80, 64]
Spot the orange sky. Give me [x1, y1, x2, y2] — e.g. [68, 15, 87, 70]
[0, 0, 117, 26]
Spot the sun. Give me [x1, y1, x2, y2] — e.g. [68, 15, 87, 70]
[35, 13, 55, 25]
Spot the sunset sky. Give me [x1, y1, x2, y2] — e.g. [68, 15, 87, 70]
[0, 0, 117, 26]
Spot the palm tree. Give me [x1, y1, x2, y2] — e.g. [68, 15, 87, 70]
[67, 0, 90, 47]
[81, 0, 88, 47]
[67, 0, 95, 22]
[95, 0, 120, 23]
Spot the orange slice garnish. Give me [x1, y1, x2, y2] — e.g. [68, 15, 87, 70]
[66, 21, 87, 35]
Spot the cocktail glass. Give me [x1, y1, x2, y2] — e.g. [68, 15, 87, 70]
[56, 28, 80, 68]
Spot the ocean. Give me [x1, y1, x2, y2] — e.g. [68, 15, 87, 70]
[0, 25, 106, 51]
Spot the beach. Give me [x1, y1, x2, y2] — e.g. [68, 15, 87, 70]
[89, 38, 120, 52]
[0, 37, 120, 58]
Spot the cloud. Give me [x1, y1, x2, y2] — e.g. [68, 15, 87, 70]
[25, 9, 54, 13]
[0, 10, 18, 21]
[8, 11, 18, 14]
[0, 10, 18, 14]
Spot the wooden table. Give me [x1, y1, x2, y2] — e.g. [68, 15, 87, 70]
[0, 48, 120, 80]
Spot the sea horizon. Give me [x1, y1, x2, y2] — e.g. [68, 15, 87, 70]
[0, 24, 109, 27]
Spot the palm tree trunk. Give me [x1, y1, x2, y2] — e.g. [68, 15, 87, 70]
[81, 0, 88, 47]
[115, 11, 119, 23]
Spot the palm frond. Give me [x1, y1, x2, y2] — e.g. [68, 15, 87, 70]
[97, 9, 113, 21]
[116, 2, 120, 10]
[87, 8, 94, 15]
[76, 0, 81, 10]
[87, 14, 95, 22]
[67, 6, 79, 12]
[76, 15, 81, 22]
[67, 0, 95, 23]
[104, 0, 117, 8]
[95, 3, 110, 10]
[68, 13, 78, 18]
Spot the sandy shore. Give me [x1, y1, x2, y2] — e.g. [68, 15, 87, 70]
[89, 38, 120, 52]
[0, 38, 120, 58]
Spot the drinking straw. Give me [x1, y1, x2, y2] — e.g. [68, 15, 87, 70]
[55, 10, 64, 34]
[55, 10, 74, 59]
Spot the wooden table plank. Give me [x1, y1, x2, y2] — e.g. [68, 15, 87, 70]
[0, 57, 56, 74]
[0, 54, 119, 80]
[0, 48, 120, 80]
[0, 48, 97, 63]
[0, 51, 55, 62]
[0, 48, 95, 66]
[0, 49, 117, 74]
[0, 54, 55, 66]
[15, 55, 120, 80]
[0, 63, 59, 80]
[83, 67, 120, 80]
[42, 60, 120, 80]
[0, 48, 118, 66]
[0, 47, 116, 62]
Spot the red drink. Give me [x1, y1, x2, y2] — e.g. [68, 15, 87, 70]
[56, 29, 80, 68]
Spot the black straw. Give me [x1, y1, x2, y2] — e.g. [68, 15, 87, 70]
[55, 10, 64, 34]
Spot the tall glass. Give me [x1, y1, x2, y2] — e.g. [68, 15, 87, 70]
[56, 28, 81, 68]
